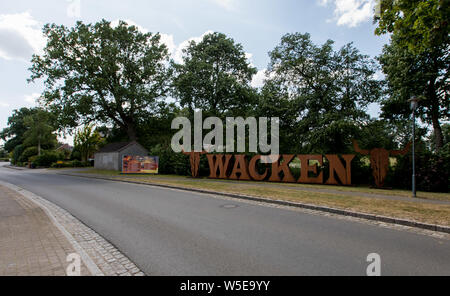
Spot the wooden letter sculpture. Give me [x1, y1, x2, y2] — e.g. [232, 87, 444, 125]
[183, 150, 206, 178]
[353, 140, 411, 188]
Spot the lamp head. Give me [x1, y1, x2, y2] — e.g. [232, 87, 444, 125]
[408, 96, 420, 111]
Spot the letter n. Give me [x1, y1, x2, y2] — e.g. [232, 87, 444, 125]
[325, 155, 355, 185]
[207, 154, 232, 179]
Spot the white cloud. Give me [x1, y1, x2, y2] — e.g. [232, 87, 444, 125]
[0, 12, 45, 61]
[112, 19, 214, 64]
[318, 0, 375, 28]
[245, 52, 254, 66]
[251, 69, 267, 88]
[0, 101, 10, 108]
[110, 20, 217, 65]
[173, 30, 214, 64]
[111, 19, 176, 55]
[24, 93, 40, 105]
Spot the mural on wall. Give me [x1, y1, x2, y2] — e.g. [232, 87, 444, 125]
[353, 140, 411, 188]
[122, 156, 159, 174]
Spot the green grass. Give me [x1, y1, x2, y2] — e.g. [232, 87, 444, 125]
[77, 168, 122, 176]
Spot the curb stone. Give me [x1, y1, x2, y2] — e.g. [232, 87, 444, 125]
[59, 173, 450, 235]
[0, 180, 145, 276]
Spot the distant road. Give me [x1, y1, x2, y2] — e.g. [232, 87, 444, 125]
[0, 166, 449, 276]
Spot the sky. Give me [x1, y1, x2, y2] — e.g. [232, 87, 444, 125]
[0, 0, 390, 144]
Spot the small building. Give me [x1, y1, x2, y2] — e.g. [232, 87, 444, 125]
[94, 142, 148, 171]
[56, 144, 74, 160]
[56, 144, 74, 152]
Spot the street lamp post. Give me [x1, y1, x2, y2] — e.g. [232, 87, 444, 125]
[409, 97, 420, 198]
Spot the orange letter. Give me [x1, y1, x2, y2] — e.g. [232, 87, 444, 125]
[229, 155, 251, 181]
[207, 154, 232, 179]
[249, 155, 269, 181]
[298, 155, 323, 184]
[269, 155, 296, 183]
[325, 155, 355, 185]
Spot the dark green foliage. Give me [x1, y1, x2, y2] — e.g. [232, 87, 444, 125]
[28, 20, 172, 141]
[374, 0, 449, 55]
[11, 145, 25, 165]
[70, 148, 82, 161]
[351, 155, 373, 186]
[264, 33, 382, 154]
[135, 103, 181, 149]
[1, 108, 44, 153]
[378, 35, 449, 151]
[390, 149, 449, 192]
[150, 144, 190, 175]
[19, 147, 39, 163]
[33, 151, 59, 167]
[0, 146, 8, 158]
[172, 32, 257, 118]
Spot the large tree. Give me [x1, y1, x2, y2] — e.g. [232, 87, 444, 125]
[172, 32, 257, 118]
[22, 109, 57, 156]
[374, 0, 449, 54]
[29, 20, 172, 141]
[0, 146, 7, 159]
[378, 35, 449, 150]
[265, 33, 381, 153]
[74, 125, 103, 162]
[0, 108, 41, 153]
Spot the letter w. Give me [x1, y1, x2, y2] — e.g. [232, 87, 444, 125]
[207, 155, 232, 179]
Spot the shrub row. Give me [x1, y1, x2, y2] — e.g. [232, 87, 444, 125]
[51, 160, 91, 168]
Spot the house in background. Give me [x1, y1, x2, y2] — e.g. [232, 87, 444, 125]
[94, 142, 149, 171]
[55, 144, 73, 160]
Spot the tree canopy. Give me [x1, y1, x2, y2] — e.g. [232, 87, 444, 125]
[74, 125, 103, 162]
[22, 109, 57, 156]
[28, 20, 172, 141]
[374, 0, 450, 54]
[378, 35, 449, 150]
[172, 32, 257, 118]
[0, 108, 38, 153]
[264, 33, 382, 153]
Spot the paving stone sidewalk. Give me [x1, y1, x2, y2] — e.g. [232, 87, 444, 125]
[0, 183, 144, 276]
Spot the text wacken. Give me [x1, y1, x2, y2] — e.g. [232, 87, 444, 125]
[205, 154, 355, 186]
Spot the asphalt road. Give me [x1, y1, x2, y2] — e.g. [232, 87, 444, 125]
[0, 164, 449, 276]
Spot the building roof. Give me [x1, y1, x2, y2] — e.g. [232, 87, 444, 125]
[56, 144, 73, 151]
[96, 141, 147, 153]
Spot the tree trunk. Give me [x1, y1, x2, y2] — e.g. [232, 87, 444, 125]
[38, 138, 41, 156]
[429, 80, 444, 151]
[126, 122, 138, 142]
[432, 112, 444, 151]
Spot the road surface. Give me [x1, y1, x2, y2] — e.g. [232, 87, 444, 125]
[0, 164, 449, 275]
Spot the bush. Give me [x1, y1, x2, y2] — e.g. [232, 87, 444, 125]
[72, 160, 91, 167]
[149, 144, 190, 175]
[33, 151, 59, 167]
[351, 155, 372, 186]
[50, 160, 92, 168]
[19, 146, 39, 162]
[70, 150, 81, 161]
[389, 146, 450, 193]
[12, 145, 24, 165]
